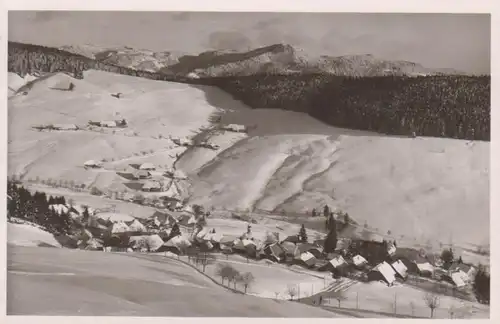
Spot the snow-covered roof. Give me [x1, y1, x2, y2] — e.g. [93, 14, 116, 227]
[139, 163, 156, 170]
[373, 261, 397, 285]
[300, 252, 317, 266]
[109, 221, 130, 234]
[128, 219, 147, 232]
[417, 262, 435, 273]
[352, 254, 368, 266]
[242, 239, 257, 247]
[329, 255, 347, 268]
[391, 260, 408, 277]
[129, 234, 164, 251]
[451, 271, 467, 287]
[53, 123, 78, 130]
[387, 244, 397, 256]
[142, 180, 162, 190]
[84, 160, 101, 167]
[96, 212, 135, 223]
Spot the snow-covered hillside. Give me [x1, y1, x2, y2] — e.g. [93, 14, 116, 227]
[8, 69, 489, 249]
[7, 70, 235, 191]
[8, 222, 61, 248]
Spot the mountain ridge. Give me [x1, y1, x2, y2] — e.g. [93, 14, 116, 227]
[59, 42, 465, 78]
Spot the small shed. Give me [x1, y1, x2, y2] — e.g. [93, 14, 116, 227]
[139, 163, 156, 171]
[84, 160, 102, 169]
[142, 180, 162, 192]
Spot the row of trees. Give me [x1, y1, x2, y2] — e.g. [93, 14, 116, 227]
[215, 263, 255, 293]
[7, 180, 75, 235]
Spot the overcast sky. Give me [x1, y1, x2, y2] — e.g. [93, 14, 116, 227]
[8, 11, 490, 74]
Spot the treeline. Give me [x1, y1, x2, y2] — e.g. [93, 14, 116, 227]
[7, 180, 74, 235]
[7, 41, 195, 83]
[8, 42, 490, 141]
[206, 74, 490, 141]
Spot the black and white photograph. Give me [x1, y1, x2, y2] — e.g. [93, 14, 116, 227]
[4, 6, 491, 319]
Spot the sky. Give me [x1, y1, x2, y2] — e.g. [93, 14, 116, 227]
[8, 11, 491, 74]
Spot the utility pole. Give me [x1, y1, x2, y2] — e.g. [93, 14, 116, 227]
[356, 292, 359, 309]
[298, 284, 300, 302]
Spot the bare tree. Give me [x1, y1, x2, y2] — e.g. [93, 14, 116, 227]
[287, 285, 297, 300]
[228, 268, 241, 289]
[274, 292, 280, 300]
[239, 272, 255, 294]
[423, 293, 440, 318]
[199, 252, 216, 272]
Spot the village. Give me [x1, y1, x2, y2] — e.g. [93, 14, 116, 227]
[7, 173, 486, 315]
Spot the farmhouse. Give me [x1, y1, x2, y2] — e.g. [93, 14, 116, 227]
[142, 180, 162, 192]
[264, 243, 285, 262]
[352, 254, 368, 268]
[135, 170, 152, 179]
[391, 260, 408, 279]
[221, 124, 247, 133]
[295, 251, 317, 268]
[101, 120, 117, 128]
[139, 163, 156, 171]
[127, 219, 147, 233]
[84, 160, 102, 169]
[53, 123, 78, 131]
[416, 261, 435, 277]
[129, 234, 163, 252]
[295, 242, 323, 258]
[50, 79, 75, 91]
[319, 255, 349, 276]
[448, 263, 476, 283]
[368, 261, 397, 286]
[172, 137, 193, 147]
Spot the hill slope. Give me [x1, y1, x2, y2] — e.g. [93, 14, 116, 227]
[186, 107, 489, 248]
[7, 246, 344, 317]
[8, 69, 227, 191]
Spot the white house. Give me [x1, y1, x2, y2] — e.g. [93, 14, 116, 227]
[391, 260, 408, 279]
[101, 120, 117, 128]
[222, 124, 247, 133]
[84, 160, 102, 169]
[139, 163, 156, 171]
[369, 261, 397, 286]
[352, 254, 368, 267]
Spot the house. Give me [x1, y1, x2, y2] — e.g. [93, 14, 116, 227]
[135, 170, 152, 179]
[84, 160, 102, 169]
[449, 271, 467, 288]
[142, 180, 162, 192]
[139, 163, 156, 171]
[280, 241, 297, 260]
[282, 235, 300, 244]
[150, 210, 176, 227]
[171, 137, 193, 147]
[391, 260, 408, 280]
[368, 261, 397, 286]
[50, 79, 75, 91]
[448, 263, 476, 283]
[129, 234, 164, 252]
[295, 251, 317, 268]
[79, 238, 104, 251]
[295, 243, 323, 259]
[221, 124, 247, 133]
[101, 120, 117, 128]
[127, 219, 147, 233]
[107, 221, 130, 234]
[264, 243, 285, 262]
[416, 262, 435, 277]
[387, 243, 397, 256]
[352, 254, 368, 268]
[319, 255, 349, 276]
[53, 123, 78, 131]
[242, 239, 258, 257]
